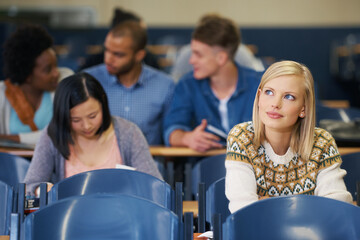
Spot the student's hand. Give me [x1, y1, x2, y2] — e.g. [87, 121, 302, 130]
[183, 119, 223, 152]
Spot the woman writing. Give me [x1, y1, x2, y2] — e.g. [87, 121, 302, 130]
[24, 72, 162, 195]
[225, 60, 352, 213]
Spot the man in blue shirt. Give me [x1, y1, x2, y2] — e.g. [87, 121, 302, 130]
[84, 21, 174, 145]
[164, 15, 263, 152]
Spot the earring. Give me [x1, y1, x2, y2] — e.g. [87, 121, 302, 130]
[300, 113, 305, 118]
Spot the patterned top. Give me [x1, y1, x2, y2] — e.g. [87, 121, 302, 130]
[226, 121, 342, 197]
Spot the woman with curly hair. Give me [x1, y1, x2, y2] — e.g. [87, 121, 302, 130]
[0, 24, 72, 145]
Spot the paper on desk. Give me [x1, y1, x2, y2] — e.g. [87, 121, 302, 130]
[115, 164, 136, 171]
[198, 231, 213, 238]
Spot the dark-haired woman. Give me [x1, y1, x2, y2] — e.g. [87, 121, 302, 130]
[0, 24, 73, 145]
[24, 72, 162, 195]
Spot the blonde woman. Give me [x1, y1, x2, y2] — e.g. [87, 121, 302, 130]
[225, 60, 352, 213]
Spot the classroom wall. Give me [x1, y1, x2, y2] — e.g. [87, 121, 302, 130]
[1, 0, 360, 27]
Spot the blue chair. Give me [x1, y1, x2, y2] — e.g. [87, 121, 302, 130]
[24, 193, 182, 240]
[191, 154, 226, 197]
[341, 152, 360, 204]
[206, 178, 230, 227]
[0, 180, 14, 235]
[0, 152, 30, 188]
[222, 195, 360, 240]
[48, 169, 177, 212]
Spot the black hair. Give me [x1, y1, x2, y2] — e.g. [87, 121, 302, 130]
[47, 72, 112, 159]
[111, 8, 141, 28]
[3, 24, 53, 84]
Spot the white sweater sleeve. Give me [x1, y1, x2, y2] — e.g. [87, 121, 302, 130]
[225, 160, 259, 213]
[315, 162, 353, 204]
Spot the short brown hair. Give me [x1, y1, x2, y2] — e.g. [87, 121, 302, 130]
[110, 20, 147, 52]
[192, 15, 240, 59]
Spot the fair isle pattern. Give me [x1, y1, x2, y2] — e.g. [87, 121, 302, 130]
[226, 121, 342, 197]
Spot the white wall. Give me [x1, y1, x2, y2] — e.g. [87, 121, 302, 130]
[1, 0, 360, 27]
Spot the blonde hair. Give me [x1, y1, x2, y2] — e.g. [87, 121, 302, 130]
[252, 60, 316, 160]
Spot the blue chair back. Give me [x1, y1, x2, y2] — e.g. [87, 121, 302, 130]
[223, 195, 360, 240]
[48, 168, 175, 211]
[0, 152, 30, 188]
[24, 193, 181, 240]
[0, 180, 14, 235]
[341, 152, 360, 200]
[191, 154, 226, 197]
[206, 177, 230, 227]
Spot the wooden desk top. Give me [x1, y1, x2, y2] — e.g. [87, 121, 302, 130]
[1, 146, 360, 158]
[150, 146, 226, 157]
[321, 100, 350, 109]
[183, 200, 198, 217]
[338, 147, 360, 155]
[0, 146, 226, 158]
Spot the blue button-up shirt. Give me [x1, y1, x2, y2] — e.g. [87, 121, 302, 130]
[163, 64, 263, 146]
[84, 64, 175, 145]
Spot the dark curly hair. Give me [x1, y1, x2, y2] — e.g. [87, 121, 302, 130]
[3, 24, 53, 85]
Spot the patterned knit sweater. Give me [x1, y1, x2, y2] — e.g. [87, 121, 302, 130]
[225, 121, 352, 212]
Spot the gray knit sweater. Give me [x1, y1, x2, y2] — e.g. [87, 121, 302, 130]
[24, 116, 162, 195]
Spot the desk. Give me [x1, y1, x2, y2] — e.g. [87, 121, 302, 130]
[150, 146, 226, 157]
[183, 200, 198, 217]
[321, 100, 350, 108]
[1, 146, 359, 158]
[0, 147, 34, 158]
[338, 147, 360, 155]
[151, 146, 360, 157]
[0, 146, 226, 158]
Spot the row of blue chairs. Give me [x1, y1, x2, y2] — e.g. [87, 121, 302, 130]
[1, 149, 360, 239]
[25, 193, 182, 240]
[195, 176, 360, 239]
[1, 168, 190, 239]
[193, 152, 360, 235]
[3, 176, 360, 240]
[195, 177, 360, 239]
[220, 195, 360, 239]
